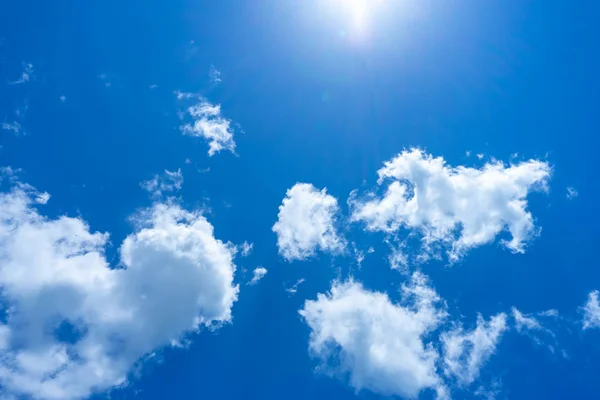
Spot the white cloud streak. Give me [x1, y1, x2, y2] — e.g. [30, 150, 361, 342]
[441, 313, 507, 386]
[582, 290, 600, 330]
[9, 63, 33, 85]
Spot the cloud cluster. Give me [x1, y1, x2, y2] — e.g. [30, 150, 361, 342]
[273, 183, 345, 261]
[300, 272, 448, 399]
[180, 99, 236, 156]
[350, 149, 551, 261]
[0, 183, 238, 399]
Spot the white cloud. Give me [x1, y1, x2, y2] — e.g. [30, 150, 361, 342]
[582, 290, 600, 330]
[98, 74, 111, 87]
[349, 149, 551, 262]
[249, 267, 268, 285]
[300, 272, 448, 399]
[441, 313, 507, 386]
[209, 65, 222, 83]
[239, 241, 253, 257]
[273, 183, 345, 261]
[9, 63, 33, 85]
[2, 122, 21, 135]
[180, 99, 236, 156]
[538, 309, 559, 318]
[388, 245, 408, 272]
[286, 278, 306, 295]
[512, 307, 544, 333]
[512, 307, 556, 351]
[566, 186, 578, 199]
[0, 181, 238, 399]
[140, 169, 183, 198]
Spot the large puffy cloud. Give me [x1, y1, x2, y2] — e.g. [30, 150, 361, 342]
[180, 98, 236, 156]
[273, 183, 345, 261]
[582, 290, 600, 330]
[441, 313, 507, 386]
[0, 182, 238, 399]
[349, 149, 551, 261]
[299, 272, 448, 399]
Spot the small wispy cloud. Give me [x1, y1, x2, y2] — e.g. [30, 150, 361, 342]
[286, 278, 306, 295]
[209, 64, 222, 83]
[1, 121, 22, 135]
[249, 267, 267, 285]
[60, 95, 66, 102]
[140, 169, 183, 198]
[180, 98, 237, 156]
[98, 73, 112, 87]
[9, 63, 33, 85]
[582, 290, 600, 330]
[239, 241, 253, 257]
[566, 186, 578, 199]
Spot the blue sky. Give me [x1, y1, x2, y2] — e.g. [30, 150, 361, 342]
[1, 1, 600, 399]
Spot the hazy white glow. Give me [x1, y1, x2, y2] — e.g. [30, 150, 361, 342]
[327, 0, 386, 32]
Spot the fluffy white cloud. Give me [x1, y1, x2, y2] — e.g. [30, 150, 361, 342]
[441, 313, 507, 386]
[273, 183, 345, 261]
[140, 169, 183, 198]
[582, 290, 600, 330]
[299, 272, 448, 399]
[180, 99, 236, 156]
[350, 149, 551, 262]
[0, 182, 238, 399]
[249, 267, 268, 285]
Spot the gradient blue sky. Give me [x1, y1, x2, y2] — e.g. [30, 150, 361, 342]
[1, 1, 600, 399]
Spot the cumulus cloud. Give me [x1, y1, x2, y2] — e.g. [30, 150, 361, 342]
[349, 149, 551, 262]
[180, 98, 236, 156]
[140, 169, 183, 198]
[582, 290, 600, 330]
[0, 181, 238, 399]
[249, 267, 268, 285]
[441, 313, 507, 386]
[300, 272, 448, 399]
[273, 183, 345, 261]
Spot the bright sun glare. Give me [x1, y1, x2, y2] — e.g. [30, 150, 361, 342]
[329, 0, 386, 31]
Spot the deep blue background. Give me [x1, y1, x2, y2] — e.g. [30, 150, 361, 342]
[1, 1, 599, 398]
